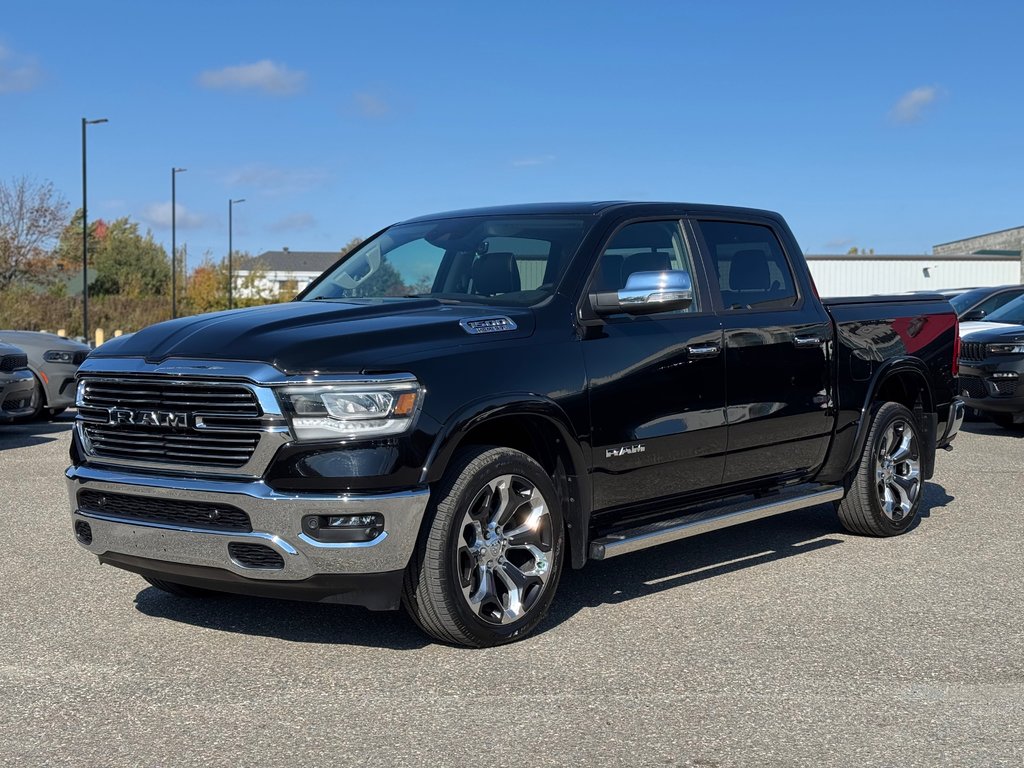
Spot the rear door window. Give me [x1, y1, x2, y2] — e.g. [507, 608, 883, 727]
[697, 221, 798, 310]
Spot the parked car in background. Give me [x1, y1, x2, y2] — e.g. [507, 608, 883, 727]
[958, 295, 1024, 429]
[949, 284, 1024, 322]
[0, 331, 91, 420]
[0, 342, 37, 423]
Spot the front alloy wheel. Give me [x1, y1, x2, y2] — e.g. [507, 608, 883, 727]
[456, 474, 554, 625]
[403, 446, 564, 647]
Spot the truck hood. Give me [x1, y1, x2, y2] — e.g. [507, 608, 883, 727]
[959, 321, 1024, 339]
[958, 321, 1024, 343]
[89, 299, 535, 374]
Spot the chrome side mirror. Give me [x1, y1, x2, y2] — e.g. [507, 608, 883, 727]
[591, 270, 694, 315]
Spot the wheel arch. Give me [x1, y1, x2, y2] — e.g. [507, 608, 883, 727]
[845, 357, 937, 481]
[422, 395, 592, 569]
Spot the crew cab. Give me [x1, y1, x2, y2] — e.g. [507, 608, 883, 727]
[66, 202, 963, 646]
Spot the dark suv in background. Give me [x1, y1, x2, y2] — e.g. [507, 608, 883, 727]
[958, 295, 1024, 429]
[950, 285, 1024, 322]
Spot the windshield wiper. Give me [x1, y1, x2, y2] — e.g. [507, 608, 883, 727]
[403, 294, 465, 304]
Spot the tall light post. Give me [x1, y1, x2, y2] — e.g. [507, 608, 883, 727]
[171, 167, 187, 319]
[81, 117, 108, 344]
[228, 198, 245, 310]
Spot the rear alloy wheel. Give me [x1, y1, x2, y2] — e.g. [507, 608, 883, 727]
[403, 446, 564, 647]
[837, 402, 924, 536]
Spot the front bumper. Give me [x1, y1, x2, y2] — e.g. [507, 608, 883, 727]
[0, 370, 37, 422]
[67, 465, 430, 609]
[958, 361, 1024, 415]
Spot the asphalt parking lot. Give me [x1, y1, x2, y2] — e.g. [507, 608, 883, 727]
[0, 415, 1021, 767]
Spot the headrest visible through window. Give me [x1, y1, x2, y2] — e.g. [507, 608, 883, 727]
[471, 252, 521, 296]
[730, 249, 770, 291]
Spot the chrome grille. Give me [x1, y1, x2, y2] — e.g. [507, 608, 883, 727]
[960, 342, 986, 361]
[82, 424, 260, 467]
[76, 377, 284, 473]
[80, 381, 259, 415]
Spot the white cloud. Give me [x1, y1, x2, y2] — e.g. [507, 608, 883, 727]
[268, 213, 316, 232]
[353, 91, 391, 118]
[511, 154, 556, 168]
[890, 85, 942, 124]
[142, 202, 206, 230]
[223, 164, 330, 195]
[0, 44, 42, 94]
[198, 60, 306, 95]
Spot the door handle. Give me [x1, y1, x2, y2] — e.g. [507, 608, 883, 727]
[793, 335, 823, 347]
[686, 343, 721, 358]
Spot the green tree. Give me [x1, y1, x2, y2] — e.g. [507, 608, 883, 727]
[91, 217, 171, 296]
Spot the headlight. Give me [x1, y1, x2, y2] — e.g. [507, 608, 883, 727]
[277, 381, 423, 441]
[987, 343, 1024, 355]
[44, 350, 75, 363]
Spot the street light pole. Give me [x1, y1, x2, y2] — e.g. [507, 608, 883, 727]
[228, 198, 245, 310]
[171, 167, 187, 319]
[81, 117, 108, 344]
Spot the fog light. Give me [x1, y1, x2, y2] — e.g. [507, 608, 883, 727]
[991, 372, 1018, 379]
[302, 513, 384, 543]
[328, 514, 379, 527]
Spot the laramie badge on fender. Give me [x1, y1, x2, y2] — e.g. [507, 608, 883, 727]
[606, 444, 646, 458]
[108, 408, 191, 428]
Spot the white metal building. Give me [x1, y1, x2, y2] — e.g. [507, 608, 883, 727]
[805, 253, 1021, 297]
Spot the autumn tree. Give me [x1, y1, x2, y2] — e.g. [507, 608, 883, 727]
[185, 254, 227, 314]
[0, 177, 69, 290]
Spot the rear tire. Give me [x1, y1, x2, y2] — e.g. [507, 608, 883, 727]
[143, 576, 218, 598]
[837, 402, 924, 537]
[403, 446, 565, 647]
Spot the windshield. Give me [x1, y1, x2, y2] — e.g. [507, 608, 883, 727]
[301, 215, 591, 306]
[949, 288, 988, 314]
[983, 295, 1024, 325]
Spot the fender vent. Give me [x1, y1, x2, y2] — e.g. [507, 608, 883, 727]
[459, 316, 518, 335]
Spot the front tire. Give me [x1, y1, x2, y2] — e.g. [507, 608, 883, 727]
[403, 446, 565, 647]
[837, 402, 924, 536]
[143, 576, 218, 598]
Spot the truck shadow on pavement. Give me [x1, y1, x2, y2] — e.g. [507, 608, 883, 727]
[0, 413, 75, 452]
[133, 482, 955, 650]
[961, 420, 1024, 438]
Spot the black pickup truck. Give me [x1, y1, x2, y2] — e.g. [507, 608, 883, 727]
[67, 202, 964, 647]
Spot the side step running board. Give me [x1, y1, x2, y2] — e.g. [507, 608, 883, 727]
[589, 484, 844, 560]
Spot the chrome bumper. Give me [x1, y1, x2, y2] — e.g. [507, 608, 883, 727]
[937, 397, 965, 448]
[66, 465, 430, 581]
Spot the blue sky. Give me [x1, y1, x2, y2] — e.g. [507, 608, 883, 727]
[3, 1, 1023, 268]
